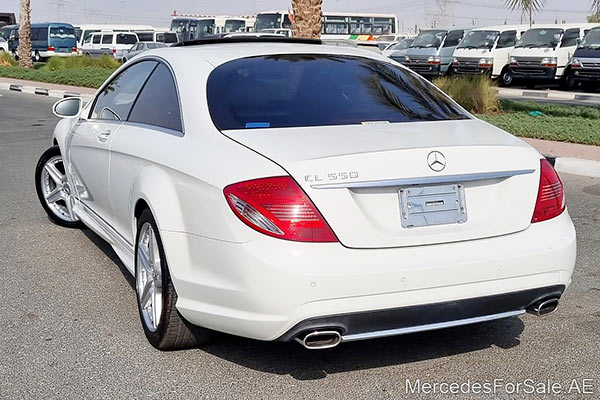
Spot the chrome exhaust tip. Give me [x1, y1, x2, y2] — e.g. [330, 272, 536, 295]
[294, 330, 342, 350]
[527, 298, 559, 317]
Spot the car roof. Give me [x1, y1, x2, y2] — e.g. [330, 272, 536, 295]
[145, 39, 393, 69]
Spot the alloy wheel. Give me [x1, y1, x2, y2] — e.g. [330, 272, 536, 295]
[39, 155, 78, 223]
[136, 222, 163, 332]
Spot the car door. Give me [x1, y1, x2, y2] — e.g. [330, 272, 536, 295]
[440, 29, 465, 73]
[100, 33, 113, 55]
[108, 62, 184, 243]
[68, 60, 158, 228]
[494, 30, 517, 76]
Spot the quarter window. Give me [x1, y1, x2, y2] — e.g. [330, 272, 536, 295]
[91, 61, 158, 121]
[496, 30, 517, 48]
[128, 63, 183, 132]
[443, 30, 464, 47]
[561, 28, 580, 47]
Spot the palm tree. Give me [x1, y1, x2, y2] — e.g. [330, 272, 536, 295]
[591, 0, 600, 20]
[18, 0, 33, 68]
[504, 0, 546, 27]
[290, 0, 323, 39]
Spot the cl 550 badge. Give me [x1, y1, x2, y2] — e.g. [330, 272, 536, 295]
[305, 171, 359, 183]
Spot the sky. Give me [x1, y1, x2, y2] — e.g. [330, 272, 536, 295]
[4, 0, 598, 32]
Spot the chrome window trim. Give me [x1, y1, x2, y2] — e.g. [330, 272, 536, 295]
[310, 169, 535, 189]
[86, 55, 186, 136]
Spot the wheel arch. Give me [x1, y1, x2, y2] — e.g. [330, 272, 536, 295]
[130, 166, 187, 242]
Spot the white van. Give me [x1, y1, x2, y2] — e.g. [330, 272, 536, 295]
[81, 31, 138, 59]
[74, 24, 153, 50]
[508, 23, 599, 88]
[135, 30, 179, 44]
[451, 25, 529, 85]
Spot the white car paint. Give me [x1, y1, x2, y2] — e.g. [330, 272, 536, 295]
[48, 41, 576, 345]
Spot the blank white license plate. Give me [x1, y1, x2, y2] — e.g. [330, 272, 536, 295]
[399, 184, 467, 228]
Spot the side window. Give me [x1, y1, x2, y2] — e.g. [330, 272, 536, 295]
[156, 33, 164, 42]
[128, 63, 183, 132]
[91, 61, 157, 121]
[101, 34, 113, 44]
[496, 30, 517, 48]
[92, 34, 101, 44]
[561, 28, 580, 47]
[443, 30, 464, 47]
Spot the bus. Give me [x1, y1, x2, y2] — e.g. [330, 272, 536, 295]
[170, 13, 256, 42]
[5, 22, 78, 61]
[255, 11, 398, 42]
[73, 24, 154, 49]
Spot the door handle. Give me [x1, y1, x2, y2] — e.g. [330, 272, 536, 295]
[97, 130, 111, 143]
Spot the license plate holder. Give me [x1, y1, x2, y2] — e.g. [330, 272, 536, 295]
[399, 184, 467, 228]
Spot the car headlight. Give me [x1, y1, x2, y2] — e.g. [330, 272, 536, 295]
[541, 57, 558, 67]
[404, 56, 411, 63]
[452, 57, 459, 65]
[478, 58, 493, 67]
[571, 58, 581, 68]
[427, 56, 441, 65]
[510, 56, 517, 65]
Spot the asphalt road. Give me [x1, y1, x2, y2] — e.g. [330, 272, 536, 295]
[0, 89, 599, 399]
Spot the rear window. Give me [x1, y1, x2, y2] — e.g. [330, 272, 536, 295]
[136, 32, 153, 41]
[207, 54, 469, 130]
[117, 33, 137, 45]
[50, 26, 76, 39]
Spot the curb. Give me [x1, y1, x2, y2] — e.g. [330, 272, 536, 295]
[553, 157, 600, 178]
[497, 87, 600, 105]
[1, 82, 93, 101]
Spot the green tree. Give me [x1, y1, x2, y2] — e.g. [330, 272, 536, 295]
[504, 0, 546, 27]
[18, 0, 33, 69]
[290, 0, 322, 39]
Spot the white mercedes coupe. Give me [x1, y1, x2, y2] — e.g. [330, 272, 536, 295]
[35, 38, 576, 350]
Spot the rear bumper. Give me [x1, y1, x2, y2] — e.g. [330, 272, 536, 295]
[40, 50, 76, 58]
[161, 210, 576, 341]
[278, 284, 564, 342]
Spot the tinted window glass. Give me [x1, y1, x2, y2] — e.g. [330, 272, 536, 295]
[496, 30, 517, 48]
[101, 34, 112, 44]
[31, 27, 46, 41]
[163, 32, 178, 43]
[207, 55, 469, 131]
[92, 34, 101, 44]
[444, 30, 464, 47]
[50, 26, 76, 39]
[128, 63, 182, 132]
[136, 32, 153, 41]
[91, 61, 157, 121]
[561, 28, 580, 47]
[117, 33, 137, 45]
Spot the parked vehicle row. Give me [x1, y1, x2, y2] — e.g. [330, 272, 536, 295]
[389, 22, 600, 89]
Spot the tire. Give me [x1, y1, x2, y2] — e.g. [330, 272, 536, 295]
[135, 209, 212, 350]
[121, 57, 127, 63]
[34, 146, 84, 228]
[500, 69, 513, 86]
[0, 48, 4, 53]
[12, 50, 18, 61]
[560, 69, 577, 91]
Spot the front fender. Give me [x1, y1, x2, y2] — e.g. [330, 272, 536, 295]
[52, 118, 75, 152]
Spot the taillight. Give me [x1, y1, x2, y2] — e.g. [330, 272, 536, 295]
[531, 159, 565, 223]
[113, 48, 117, 54]
[47, 46, 55, 51]
[224, 176, 338, 242]
[72, 47, 77, 52]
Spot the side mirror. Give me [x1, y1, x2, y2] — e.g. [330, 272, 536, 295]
[52, 97, 82, 119]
